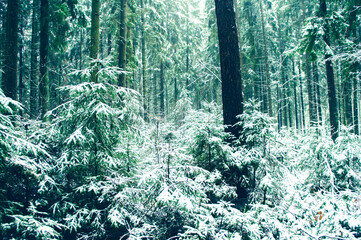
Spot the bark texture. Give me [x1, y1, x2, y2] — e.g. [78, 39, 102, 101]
[90, 0, 101, 83]
[214, 0, 243, 140]
[39, 0, 50, 117]
[2, 0, 19, 100]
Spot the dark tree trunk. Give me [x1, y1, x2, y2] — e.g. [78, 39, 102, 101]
[353, 74, 359, 134]
[30, 0, 39, 117]
[160, 60, 165, 116]
[320, 0, 339, 141]
[2, 0, 19, 100]
[18, 27, 25, 108]
[90, 0, 100, 83]
[214, 0, 244, 140]
[99, 30, 104, 58]
[294, 78, 299, 129]
[343, 64, 353, 127]
[39, 0, 50, 117]
[347, 0, 359, 134]
[0, 2, 4, 85]
[292, 60, 300, 129]
[107, 32, 112, 56]
[298, 61, 306, 130]
[174, 77, 178, 105]
[280, 71, 287, 128]
[118, 0, 127, 87]
[79, 29, 83, 70]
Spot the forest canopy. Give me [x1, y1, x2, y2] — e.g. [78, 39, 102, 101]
[0, 0, 361, 239]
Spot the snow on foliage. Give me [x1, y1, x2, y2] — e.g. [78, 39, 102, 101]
[2, 86, 361, 239]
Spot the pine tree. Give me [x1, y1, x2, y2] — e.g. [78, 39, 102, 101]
[2, 0, 19, 100]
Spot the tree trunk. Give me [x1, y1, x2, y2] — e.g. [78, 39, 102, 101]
[287, 76, 293, 128]
[292, 60, 300, 129]
[118, 0, 127, 87]
[140, 0, 148, 121]
[319, 0, 339, 141]
[107, 32, 112, 56]
[174, 77, 178, 105]
[18, 27, 25, 108]
[79, 29, 83, 71]
[2, 0, 19, 100]
[278, 16, 288, 128]
[259, 0, 272, 117]
[185, 3, 190, 89]
[160, 60, 165, 116]
[343, 64, 353, 127]
[39, 0, 50, 118]
[301, 0, 316, 127]
[90, 0, 100, 83]
[214, 0, 243, 140]
[354, 74, 359, 134]
[30, 0, 39, 118]
[313, 61, 323, 125]
[298, 61, 306, 130]
[305, 55, 316, 126]
[294, 77, 299, 129]
[277, 83, 281, 132]
[347, 0, 359, 134]
[153, 73, 157, 115]
[0, 3, 4, 85]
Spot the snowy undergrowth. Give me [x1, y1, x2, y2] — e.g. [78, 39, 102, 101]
[1, 88, 361, 239]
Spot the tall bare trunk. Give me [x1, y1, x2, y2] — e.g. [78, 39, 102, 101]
[118, 0, 127, 87]
[160, 60, 165, 116]
[140, 0, 148, 121]
[214, 0, 243, 140]
[320, 0, 339, 141]
[39, 0, 50, 117]
[30, 0, 39, 117]
[259, 0, 272, 117]
[90, 0, 101, 83]
[2, 0, 19, 100]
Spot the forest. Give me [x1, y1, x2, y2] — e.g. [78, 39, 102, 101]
[0, 0, 361, 239]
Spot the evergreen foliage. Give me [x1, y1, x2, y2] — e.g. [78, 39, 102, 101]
[1, 0, 361, 239]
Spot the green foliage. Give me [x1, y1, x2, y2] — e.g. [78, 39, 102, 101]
[51, 1, 71, 52]
[2, 0, 361, 238]
[0, 90, 61, 239]
[42, 80, 142, 238]
[300, 9, 348, 60]
[2, 88, 361, 239]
